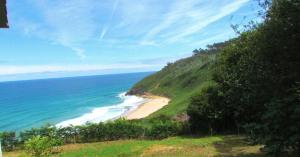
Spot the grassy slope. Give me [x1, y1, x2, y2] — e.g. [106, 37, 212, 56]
[128, 53, 217, 118]
[5, 135, 265, 157]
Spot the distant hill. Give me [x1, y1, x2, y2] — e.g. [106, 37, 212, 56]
[127, 41, 230, 118]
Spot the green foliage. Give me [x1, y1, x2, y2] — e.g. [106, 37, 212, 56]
[146, 120, 181, 139]
[55, 125, 80, 144]
[218, 0, 299, 155]
[1, 119, 182, 155]
[187, 83, 226, 135]
[86, 119, 144, 141]
[0, 131, 17, 151]
[0, 119, 183, 156]
[57, 119, 145, 143]
[128, 42, 229, 119]
[24, 135, 62, 157]
[187, 0, 300, 155]
[20, 124, 57, 143]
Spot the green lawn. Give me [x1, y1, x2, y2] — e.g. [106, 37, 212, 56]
[4, 135, 265, 157]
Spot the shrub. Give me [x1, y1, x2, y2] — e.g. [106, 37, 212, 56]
[0, 131, 17, 151]
[187, 83, 227, 135]
[98, 119, 144, 141]
[24, 135, 62, 157]
[146, 120, 181, 139]
[20, 124, 56, 143]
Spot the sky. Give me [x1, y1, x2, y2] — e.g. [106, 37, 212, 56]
[0, 0, 261, 81]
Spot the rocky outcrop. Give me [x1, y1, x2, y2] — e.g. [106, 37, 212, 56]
[126, 88, 145, 96]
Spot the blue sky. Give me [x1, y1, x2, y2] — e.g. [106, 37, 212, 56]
[0, 0, 260, 81]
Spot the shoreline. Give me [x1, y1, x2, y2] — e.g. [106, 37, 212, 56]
[56, 93, 169, 128]
[122, 94, 170, 120]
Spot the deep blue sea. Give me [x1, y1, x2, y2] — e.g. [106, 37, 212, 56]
[0, 72, 151, 132]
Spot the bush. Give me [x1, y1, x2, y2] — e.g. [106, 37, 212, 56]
[56, 125, 79, 144]
[146, 120, 181, 139]
[20, 124, 56, 143]
[187, 83, 228, 135]
[0, 131, 17, 151]
[24, 135, 62, 157]
[1, 119, 182, 153]
[56, 119, 145, 143]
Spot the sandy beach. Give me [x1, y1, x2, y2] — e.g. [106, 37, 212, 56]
[124, 94, 170, 120]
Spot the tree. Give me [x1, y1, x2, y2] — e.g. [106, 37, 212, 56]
[188, 0, 300, 155]
[213, 0, 300, 155]
[192, 49, 200, 55]
[146, 120, 181, 139]
[187, 83, 227, 135]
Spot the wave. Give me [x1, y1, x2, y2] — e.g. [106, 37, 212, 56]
[56, 92, 144, 128]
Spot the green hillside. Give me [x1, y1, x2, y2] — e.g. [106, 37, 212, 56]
[128, 42, 228, 118]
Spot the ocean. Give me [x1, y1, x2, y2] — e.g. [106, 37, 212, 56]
[0, 72, 151, 132]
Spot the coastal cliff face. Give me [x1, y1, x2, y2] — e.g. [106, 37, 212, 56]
[127, 42, 228, 118]
[126, 88, 145, 95]
[128, 54, 215, 96]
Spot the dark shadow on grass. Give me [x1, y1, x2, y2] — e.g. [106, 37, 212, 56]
[213, 135, 266, 157]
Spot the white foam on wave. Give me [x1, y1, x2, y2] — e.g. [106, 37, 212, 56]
[56, 92, 144, 128]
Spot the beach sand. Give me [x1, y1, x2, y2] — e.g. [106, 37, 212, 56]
[124, 94, 170, 120]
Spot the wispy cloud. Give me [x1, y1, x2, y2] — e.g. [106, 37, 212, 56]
[100, 27, 108, 40]
[0, 63, 162, 76]
[6, 0, 255, 69]
[167, 0, 249, 43]
[70, 47, 86, 59]
[142, 0, 198, 42]
[13, 0, 249, 48]
[100, 0, 119, 40]
[15, 0, 105, 59]
[142, 0, 249, 44]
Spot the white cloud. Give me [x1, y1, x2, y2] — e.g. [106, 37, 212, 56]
[0, 64, 163, 76]
[142, 0, 249, 44]
[167, 0, 249, 42]
[100, 27, 108, 40]
[100, 0, 119, 40]
[16, 0, 105, 58]
[10, 0, 252, 59]
[70, 47, 86, 59]
[139, 41, 158, 46]
[142, 0, 198, 41]
[113, 0, 164, 38]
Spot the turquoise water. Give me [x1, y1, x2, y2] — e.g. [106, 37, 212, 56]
[0, 72, 151, 132]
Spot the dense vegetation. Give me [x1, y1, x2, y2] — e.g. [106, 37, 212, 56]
[130, 0, 300, 156]
[0, 119, 182, 156]
[187, 0, 300, 156]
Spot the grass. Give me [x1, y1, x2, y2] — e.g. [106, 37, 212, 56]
[4, 135, 265, 157]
